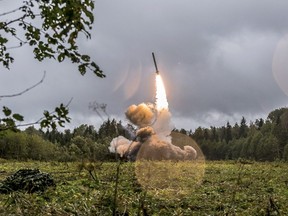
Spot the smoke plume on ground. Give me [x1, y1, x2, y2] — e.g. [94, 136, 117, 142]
[109, 102, 197, 161]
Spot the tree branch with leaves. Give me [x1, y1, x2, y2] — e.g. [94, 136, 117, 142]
[1, 0, 104, 76]
[1, 0, 105, 131]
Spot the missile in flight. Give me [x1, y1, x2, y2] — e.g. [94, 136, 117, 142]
[152, 52, 159, 75]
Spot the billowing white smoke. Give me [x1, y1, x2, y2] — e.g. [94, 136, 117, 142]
[151, 109, 173, 143]
[108, 102, 197, 160]
[109, 136, 134, 157]
[109, 136, 141, 160]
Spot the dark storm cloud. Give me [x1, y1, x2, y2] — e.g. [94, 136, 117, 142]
[91, 0, 288, 126]
[1, 0, 288, 130]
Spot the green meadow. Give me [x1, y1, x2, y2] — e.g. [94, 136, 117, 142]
[0, 160, 287, 215]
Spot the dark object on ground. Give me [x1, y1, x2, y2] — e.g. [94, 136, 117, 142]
[0, 169, 55, 194]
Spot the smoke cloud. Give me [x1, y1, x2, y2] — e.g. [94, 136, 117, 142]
[125, 103, 155, 127]
[109, 102, 197, 161]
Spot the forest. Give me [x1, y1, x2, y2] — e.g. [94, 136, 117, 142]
[188, 107, 288, 161]
[1, 107, 288, 162]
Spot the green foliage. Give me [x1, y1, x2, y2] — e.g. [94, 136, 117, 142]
[283, 144, 288, 161]
[0, 107, 24, 131]
[225, 121, 232, 143]
[40, 103, 71, 130]
[267, 108, 288, 123]
[0, 130, 57, 160]
[0, 0, 104, 77]
[239, 116, 248, 138]
[0, 23, 14, 68]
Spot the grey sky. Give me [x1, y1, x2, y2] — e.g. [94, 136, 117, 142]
[1, 0, 288, 131]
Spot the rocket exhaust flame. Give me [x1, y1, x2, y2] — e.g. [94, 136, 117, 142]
[155, 74, 168, 111]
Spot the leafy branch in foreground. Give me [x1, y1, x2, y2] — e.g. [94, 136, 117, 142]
[0, 106, 24, 131]
[40, 102, 71, 130]
[0, 0, 104, 77]
[0, 100, 72, 132]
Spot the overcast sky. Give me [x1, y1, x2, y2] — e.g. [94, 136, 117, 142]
[1, 0, 288, 131]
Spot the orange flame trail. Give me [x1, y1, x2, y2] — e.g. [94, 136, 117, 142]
[155, 74, 168, 111]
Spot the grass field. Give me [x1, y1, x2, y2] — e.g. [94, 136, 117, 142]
[0, 159, 287, 215]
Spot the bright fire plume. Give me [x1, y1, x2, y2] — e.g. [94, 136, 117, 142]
[155, 74, 168, 111]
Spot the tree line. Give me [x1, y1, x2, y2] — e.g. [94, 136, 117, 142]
[176, 107, 288, 161]
[0, 119, 135, 162]
[1, 107, 288, 162]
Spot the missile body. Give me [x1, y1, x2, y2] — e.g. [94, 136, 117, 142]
[152, 52, 159, 74]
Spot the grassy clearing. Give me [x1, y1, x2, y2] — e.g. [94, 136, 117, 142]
[0, 160, 287, 215]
